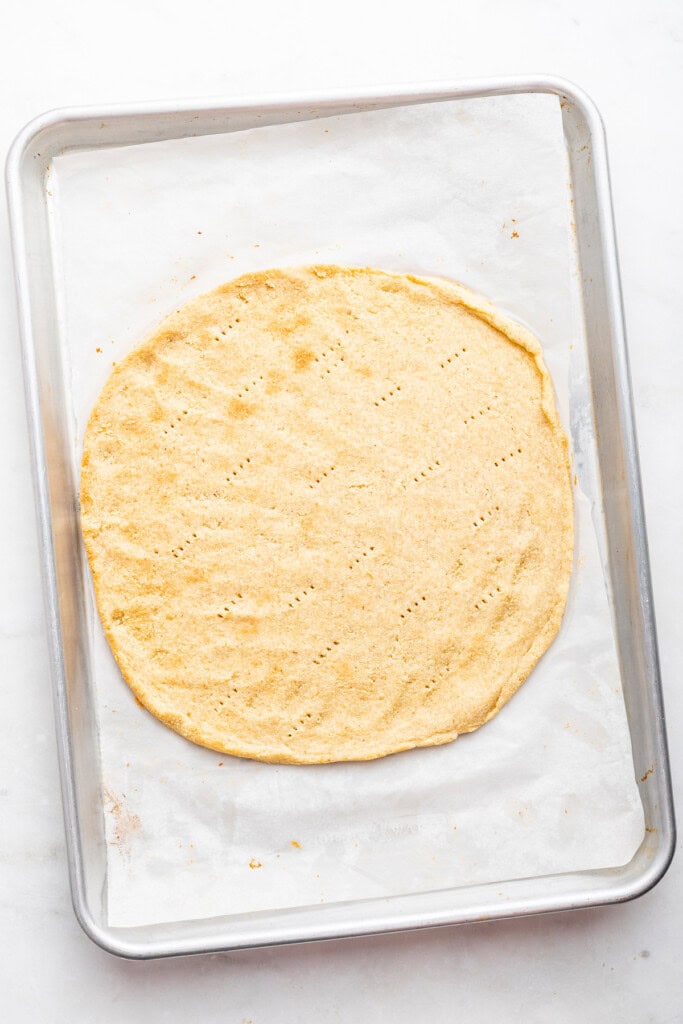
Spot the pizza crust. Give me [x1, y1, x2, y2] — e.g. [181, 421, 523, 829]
[80, 265, 573, 763]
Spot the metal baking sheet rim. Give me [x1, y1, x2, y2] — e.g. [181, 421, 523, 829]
[5, 74, 675, 959]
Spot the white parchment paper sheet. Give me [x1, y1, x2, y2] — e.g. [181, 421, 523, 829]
[49, 93, 644, 928]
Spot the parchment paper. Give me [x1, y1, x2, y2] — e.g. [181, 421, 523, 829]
[48, 93, 644, 928]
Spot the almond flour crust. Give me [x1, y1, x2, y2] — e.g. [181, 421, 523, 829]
[80, 266, 573, 763]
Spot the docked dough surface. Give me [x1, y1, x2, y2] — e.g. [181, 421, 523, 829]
[80, 266, 573, 763]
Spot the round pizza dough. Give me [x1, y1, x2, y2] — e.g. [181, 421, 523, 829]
[80, 266, 573, 763]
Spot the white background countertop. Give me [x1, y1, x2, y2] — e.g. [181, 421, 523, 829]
[1, 1, 681, 1020]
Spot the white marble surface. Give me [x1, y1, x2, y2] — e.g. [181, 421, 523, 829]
[1, 1, 680, 1019]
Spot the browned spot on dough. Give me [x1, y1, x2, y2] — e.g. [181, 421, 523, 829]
[136, 348, 156, 369]
[290, 839, 301, 849]
[298, 510, 320, 538]
[231, 616, 260, 636]
[277, 313, 311, 335]
[228, 398, 254, 419]
[134, 694, 145, 708]
[357, 365, 372, 378]
[158, 331, 180, 346]
[249, 858, 262, 869]
[293, 347, 315, 371]
[266, 369, 285, 395]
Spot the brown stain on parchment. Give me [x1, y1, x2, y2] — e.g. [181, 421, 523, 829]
[103, 787, 141, 855]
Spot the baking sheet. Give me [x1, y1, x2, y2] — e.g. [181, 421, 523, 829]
[47, 92, 644, 929]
